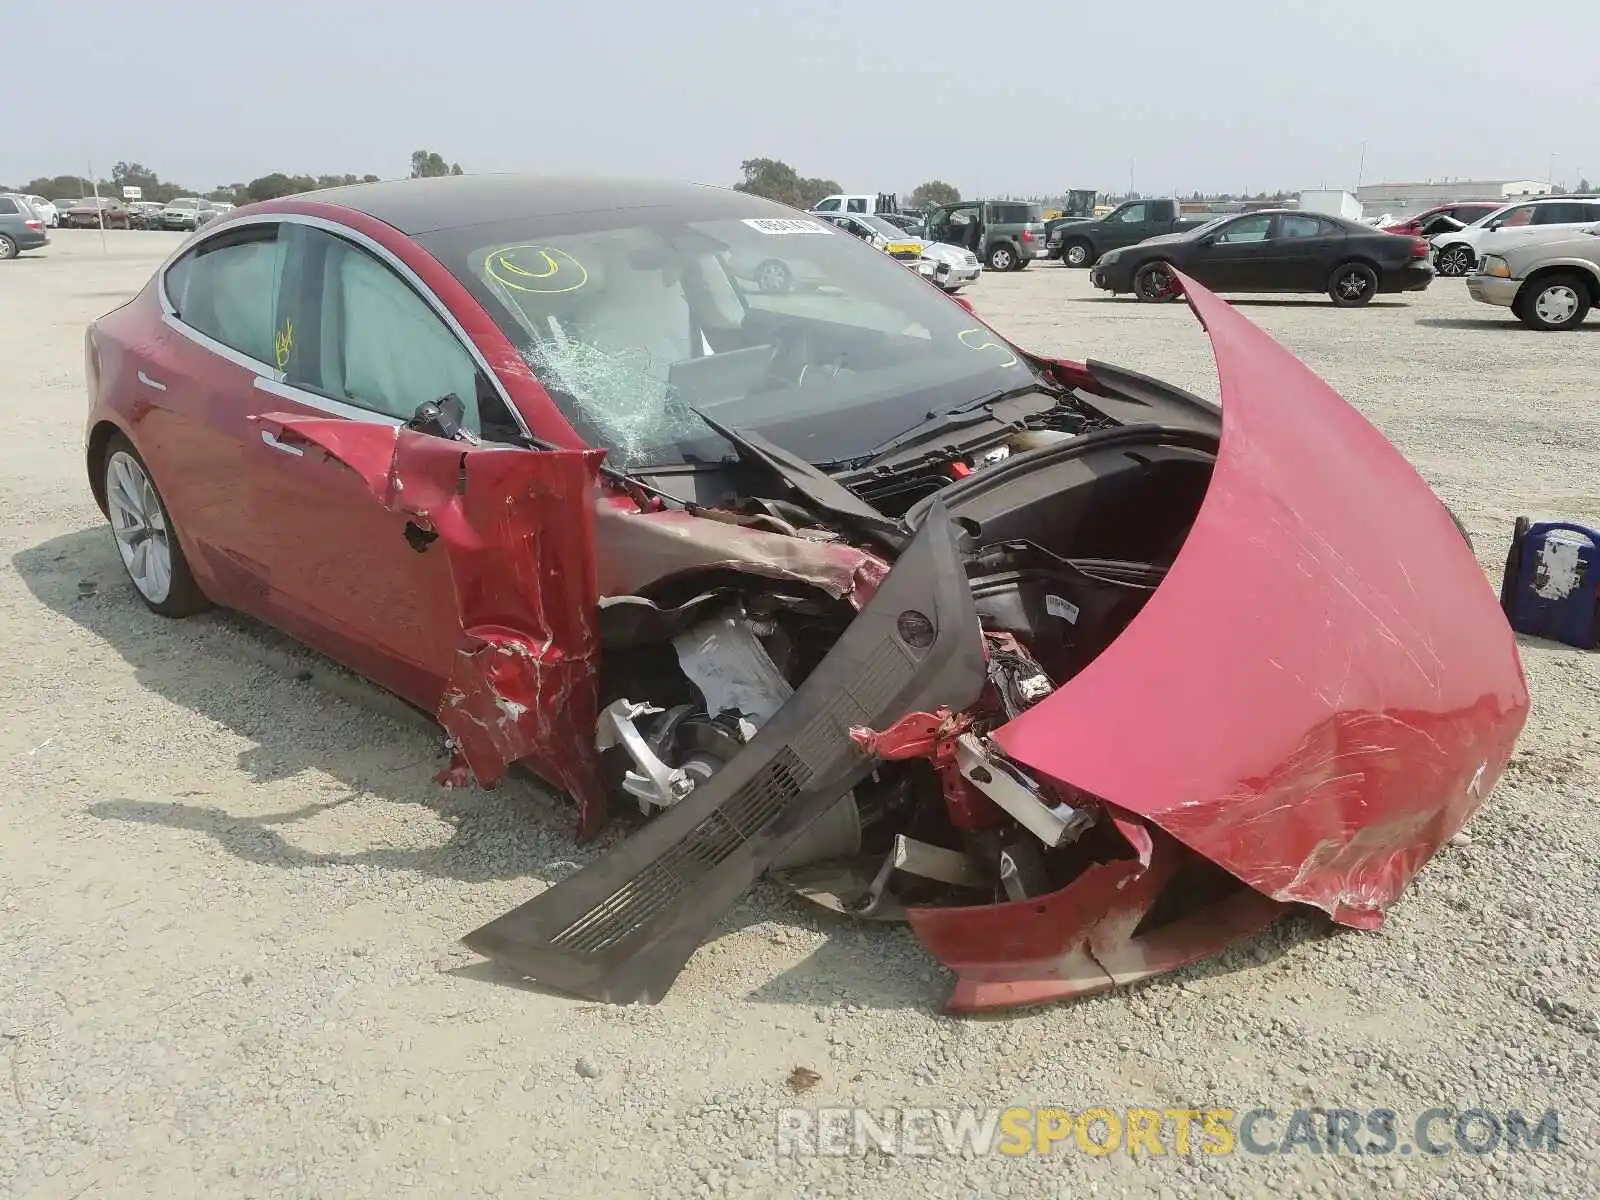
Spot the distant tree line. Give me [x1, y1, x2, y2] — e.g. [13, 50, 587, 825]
[2, 149, 463, 206]
[17, 152, 1576, 214]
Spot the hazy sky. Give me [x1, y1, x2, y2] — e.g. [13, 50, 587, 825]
[8, 0, 1597, 196]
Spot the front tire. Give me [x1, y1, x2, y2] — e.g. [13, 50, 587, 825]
[1513, 274, 1591, 331]
[987, 244, 1017, 271]
[1435, 244, 1475, 277]
[1133, 260, 1181, 302]
[1061, 239, 1094, 268]
[1329, 262, 1378, 307]
[103, 436, 209, 617]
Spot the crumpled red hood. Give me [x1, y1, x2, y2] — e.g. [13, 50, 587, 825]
[993, 274, 1529, 928]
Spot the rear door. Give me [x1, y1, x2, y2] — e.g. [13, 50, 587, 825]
[1268, 213, 1346, 290]
[241, 222, 530, 709]
[145, 221, 292, 612]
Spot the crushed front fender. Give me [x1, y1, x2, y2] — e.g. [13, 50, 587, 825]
[252, 415, 613, 837]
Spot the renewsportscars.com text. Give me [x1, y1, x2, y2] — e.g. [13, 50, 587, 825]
[775, 1105, 1563, 1159]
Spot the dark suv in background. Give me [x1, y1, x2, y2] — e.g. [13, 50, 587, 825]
[921, 200, 1045, 271]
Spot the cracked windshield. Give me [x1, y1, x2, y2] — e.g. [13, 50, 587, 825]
[427, 213, 1037, 469]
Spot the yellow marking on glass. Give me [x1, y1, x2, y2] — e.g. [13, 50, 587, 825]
[482, 245, 589, 294]
[274, 317, 294, 370]
[957, 326, 1018, 368]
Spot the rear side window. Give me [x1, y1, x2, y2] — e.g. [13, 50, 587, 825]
[1534, 202, 1595, 224]
[165, 224, 286, 365]
[845, 198, 868, 213]
[988, 204, 1035, 224]
[1276, 214, 1329, 239]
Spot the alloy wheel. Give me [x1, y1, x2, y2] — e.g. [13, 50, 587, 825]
[1337, 270, 1371, 301]
[1438, 246, 1474, 277]
[1136, 263, 1178, 301]
[106, 451, 174, 605]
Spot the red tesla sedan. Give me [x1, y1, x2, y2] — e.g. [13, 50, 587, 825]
[83, 176, 1528, 1010]
[1381, 201, 1501, 237]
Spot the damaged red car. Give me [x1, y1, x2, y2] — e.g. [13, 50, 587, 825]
[84, 176, 1529, 1012]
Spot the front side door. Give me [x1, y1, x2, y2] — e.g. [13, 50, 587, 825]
[1188, 213, 1275, 290]
[1100, 201, 1153, 252]
[239, 223, 529, 709]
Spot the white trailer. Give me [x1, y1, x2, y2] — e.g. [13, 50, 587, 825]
[1297, 190, 1363, 221]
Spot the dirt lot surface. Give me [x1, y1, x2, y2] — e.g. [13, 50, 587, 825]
[3, 232, 1597, 1199]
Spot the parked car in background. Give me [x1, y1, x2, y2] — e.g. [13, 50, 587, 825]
[875, 212, 922, 233]
[0, 194, 50, 258]
[1089, 210, 1433, 306]
[160, 197, 219, 231]
[817, 211, 981, 292]
[922, 200, 1045, 271]
[127, 201, 167, 230]
[810, 193, 899, 216]
[24, 195, 60, 227]
[1430, 198, 1600, 277]
[1048, 198, 1212, 267]
[63, 197, 131, 229]
[1467, 222, 1600, 330]
[1380, 202, 1500, 239]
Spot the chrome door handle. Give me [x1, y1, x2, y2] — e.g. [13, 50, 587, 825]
[260, 429, 304, 456]
[136, 370, 166, 391]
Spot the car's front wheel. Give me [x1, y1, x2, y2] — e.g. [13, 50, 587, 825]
[1513, 273, 1591, 331]
[103, 436, 209, 617]
[1329, 261, 1378, 307]
[1133, 260, 1181, 302]
[1061, 239, 1094, 268]
[1435, 244, 1475, 277]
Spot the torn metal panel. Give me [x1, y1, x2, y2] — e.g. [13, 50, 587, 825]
[989, 274, 1530, 928]
[908, 822, 1284, 1012]
[594, 504, 890, 609]
[254, 415, 611, 838]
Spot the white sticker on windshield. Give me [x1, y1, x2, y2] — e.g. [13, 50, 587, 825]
[1045, 594, 1080, 624]
[742, 218, 832, 236]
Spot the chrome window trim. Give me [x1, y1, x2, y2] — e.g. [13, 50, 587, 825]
[252, 376, 405, 426]
[156, 211, 532, 440]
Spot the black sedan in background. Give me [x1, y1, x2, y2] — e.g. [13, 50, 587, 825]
[1089, 210, 1435, 307]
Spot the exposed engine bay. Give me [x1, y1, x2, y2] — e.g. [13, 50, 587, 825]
[214, 272, 1533, 1017]
[459, 355, 1236, 1003]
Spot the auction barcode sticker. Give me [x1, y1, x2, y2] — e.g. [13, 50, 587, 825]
[742, 218, 832, 235]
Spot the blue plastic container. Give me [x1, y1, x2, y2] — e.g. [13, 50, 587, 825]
[1500, 519, 1600, 649]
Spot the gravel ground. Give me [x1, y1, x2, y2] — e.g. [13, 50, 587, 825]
[2, 232, 1597, 1199]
